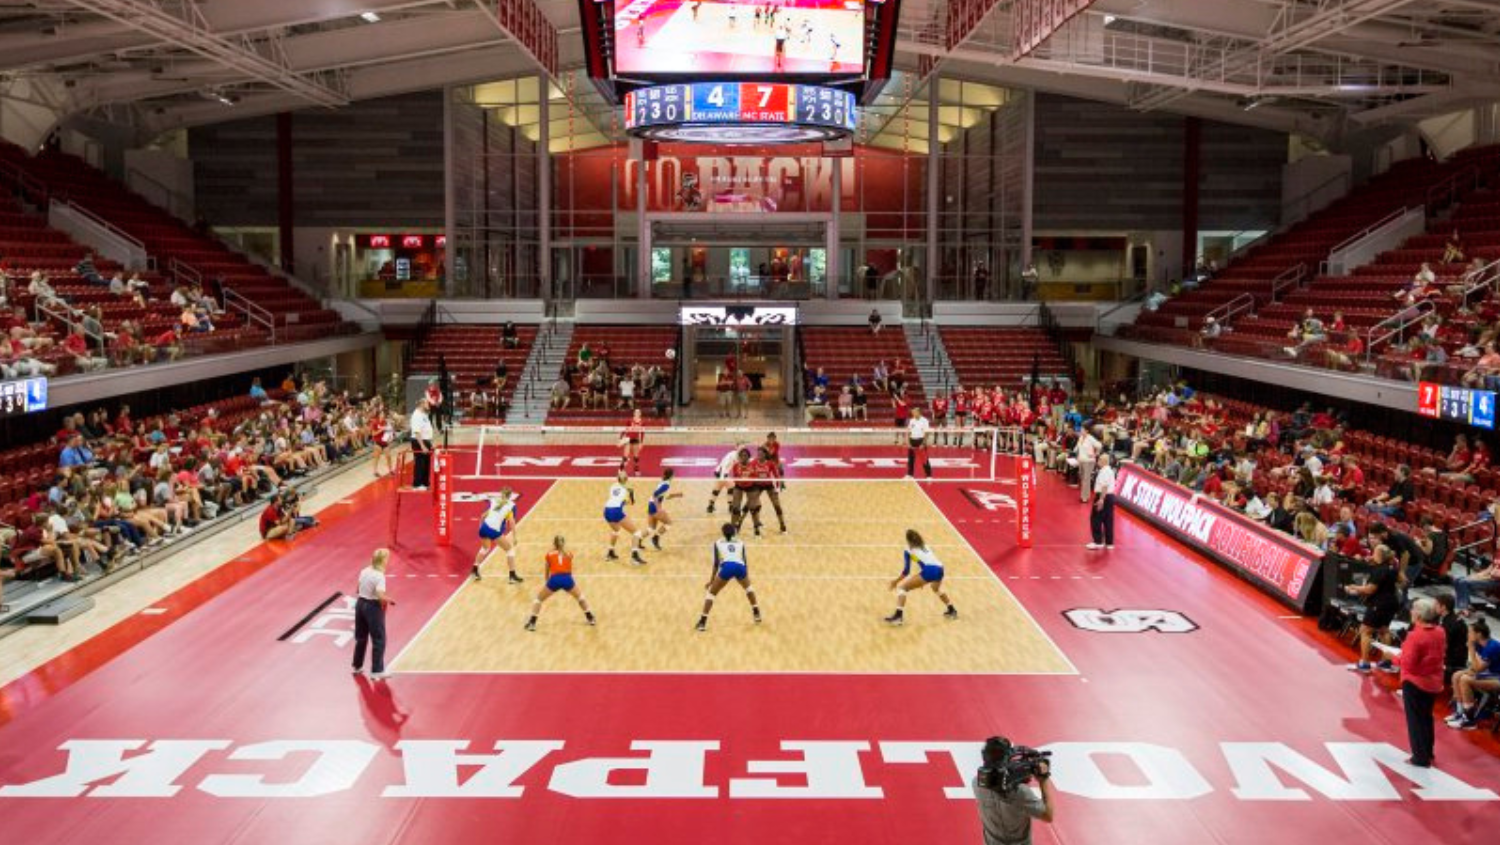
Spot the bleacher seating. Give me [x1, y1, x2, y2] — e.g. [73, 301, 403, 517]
[940, 327, 1071, 389]
[405, 324, 537, 418]
[0, 142, 342, 335]
[1129, 149, 1498, 346]
[799, 326, 925, 426]
[547, 325, 677, 425]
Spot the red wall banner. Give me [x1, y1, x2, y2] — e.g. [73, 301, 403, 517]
[1015, 455, 1035, 548]
[1112, 464, 1323, 611]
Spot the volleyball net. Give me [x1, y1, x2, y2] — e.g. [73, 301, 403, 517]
[389, 424, 1036, 550]
[465, 424, 1026, 482]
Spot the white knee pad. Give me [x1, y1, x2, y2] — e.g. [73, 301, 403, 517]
[895, 588, 908, 599]
[704, 593, 716, 603]
[744, 586, 756, 597]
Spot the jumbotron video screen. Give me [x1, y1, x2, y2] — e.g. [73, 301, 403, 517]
[614, 0, 867, 75]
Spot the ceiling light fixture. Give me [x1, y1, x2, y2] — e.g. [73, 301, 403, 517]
[360, 11, 381, 23]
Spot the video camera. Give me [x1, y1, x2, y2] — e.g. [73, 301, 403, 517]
[976, 736, 1051, 794]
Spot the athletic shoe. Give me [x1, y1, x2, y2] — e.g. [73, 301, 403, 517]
[524, 618, 536, 632]
[413, 486, 428, 491]
[944, 606, 959, 620]
[706, 502, 716, 514]
[883, 612, 904, 626]
[1106, 545, 1115, 550]
[631, 551, 648, 566]
[351, 666, 364, 675]
[1377, 661, 1398, 674]
[508, 572, 524, 584]
[695, 618, 707, 633]
[1347, 662, 1372, 673]
[605, 550, 620, 561]
[1456, 718, 1479, 731]
[779, 524, 787, 533]
[753, 525, 762, 537]
[651, 536, 662, 551]
[1085, 543, 1102, 550]
[752, 607, 762, 624]
[471, 566, 482, 581]
[369, 673, 391, 681]
[585, 613, 597, 626]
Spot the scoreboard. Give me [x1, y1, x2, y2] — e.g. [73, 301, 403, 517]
[1418, 381, 1496, 429]
[0, 376, 47, 418]
[624, 82, 856, 138]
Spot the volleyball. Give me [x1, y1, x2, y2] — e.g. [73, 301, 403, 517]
[666, 348, 677, 360]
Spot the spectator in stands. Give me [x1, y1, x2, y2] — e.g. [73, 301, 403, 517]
[652, 381, 671, 418]
[868, 308, 883, 335]
[75, 253, 105, 286]
[62, 326, 105, 372]
[28, 271, 61, 305]
[1200, 316, 1221, 341]
[501, 321, 519, 349]
[1344, 543, 1401, 673]
[716, 369, 735, 418]
[972, 263, 990, 300]
[180, 305, 211, 334]
[805, 384, 832, 423]
[1434, 594, 1470, 680]
[1461, 342, 1500, 388]
[2, 334, 55, 379]
[617, 371, 636, 410]
[152, 325, 183, 361]
[1364, 463, 1413, 520]
[1368, 521, 1425, 588]
[1292, 511, 1328, 548]
[125, 272, 150, 302]
[837, 385, 854, 419]
[1453, 539, 1499, 619]
[1020, 262, 1039, 300]
[1324, 331, 1364, 371]
[550, 376, 571, 410]
[852, 385, 868, 420]
[1446, 620, 1500, 730]
[1284, 308, 1326, 357]
[107, 272, 126, 295]
[1442, 230, 1465, 265]
[1441, 438, 1489, 484]
[872, 360, 889, 393]
[169, 285, 190, 308]
[889, 367, 907, 399]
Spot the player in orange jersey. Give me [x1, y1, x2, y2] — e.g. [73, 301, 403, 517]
[524, 535, 595, 631]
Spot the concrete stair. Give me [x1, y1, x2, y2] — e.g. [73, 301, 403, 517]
[903, 321, 959, 399]
[506, 321, 574, 425]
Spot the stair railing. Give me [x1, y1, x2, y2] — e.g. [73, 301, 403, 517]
[1364, 300, 1436, 363]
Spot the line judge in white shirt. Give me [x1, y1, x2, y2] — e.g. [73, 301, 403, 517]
[1075, 427, 1102, 503]
[353, 548, 396, 680]
[1086, 453, 1116, 551]
[409, 399, 435, 490]
[906, 407, 933, 480]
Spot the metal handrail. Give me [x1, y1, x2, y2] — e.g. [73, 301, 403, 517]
[1364, 299, 1435, 362]
[1270, 263, 1307, 303]
[169, 256, 203, 289]
[1328, 207, 1407, 256]
[1204, 292, 1256, 326]
[223, 287, 277, 343]
[1458, 257, 1500, 310]
[1426, 164, 1481, 213]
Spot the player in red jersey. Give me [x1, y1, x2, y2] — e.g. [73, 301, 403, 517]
[952, 389, 969, 448]
[754, 444, 787, 534]
[930, 393, 951, 446]
[973, 394, 995, 452]
[369, 404, 395, 478]
[729, 448, 766, 537]
[619, 409, 646, 475]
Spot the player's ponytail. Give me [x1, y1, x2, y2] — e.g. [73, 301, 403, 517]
[552, 535, 566, 552]
[905, 529, 924, 549]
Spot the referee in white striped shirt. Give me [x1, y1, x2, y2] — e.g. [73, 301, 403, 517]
[906, 408, 933, 480]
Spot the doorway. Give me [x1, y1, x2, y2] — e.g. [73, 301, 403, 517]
[679, 324, 795, 425]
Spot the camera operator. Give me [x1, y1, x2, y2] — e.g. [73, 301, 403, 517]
[973, 737, 1055, 845]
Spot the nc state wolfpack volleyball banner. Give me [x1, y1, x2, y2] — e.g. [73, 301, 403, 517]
[1016, 455, 1035, 548]
[433, 449, 452, 547]
[1112, 464, 1323, 612]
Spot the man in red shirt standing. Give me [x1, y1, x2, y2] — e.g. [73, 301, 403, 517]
[1399, 598, 1446, 768]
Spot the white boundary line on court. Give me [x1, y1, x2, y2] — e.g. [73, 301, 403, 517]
[388, 479, 564, 673]
[916, 482, 1082, 677]
[472, 425, 487, 478]
[390, 477, 1078, 679]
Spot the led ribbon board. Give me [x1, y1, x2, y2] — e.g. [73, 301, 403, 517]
[625, 82, 855, 143]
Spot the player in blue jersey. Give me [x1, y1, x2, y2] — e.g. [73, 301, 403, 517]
[884, 529, 957, 626]
[645, 468, 682, 551]
[474, 487, 523, 584]
[696, 522, 761, 632]
[604, 469, 649, 566]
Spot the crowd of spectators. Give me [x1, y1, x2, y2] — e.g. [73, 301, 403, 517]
[0, 379, 386, 612]
[549, 341, 673, 417]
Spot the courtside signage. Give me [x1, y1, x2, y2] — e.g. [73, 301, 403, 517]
[1016, 455, 1034, 548]
[1112, 464, 1323, 612]
[434, 449, 452, 547]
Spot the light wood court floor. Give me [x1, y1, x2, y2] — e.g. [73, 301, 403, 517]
[392, 479, 1074, 675]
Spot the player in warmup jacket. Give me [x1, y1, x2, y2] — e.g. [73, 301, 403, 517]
[696, 522, 762, 632]
[885, 529, 958, 626]
[706, 442, 746, 514]
[603, 470, 649, 566]
[474, 487, 523, 583]
[645, 468, 682, 550]
[619, 409, 646, 476]
[524, 535, 595, 631]
[754, 444, 787, 533]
